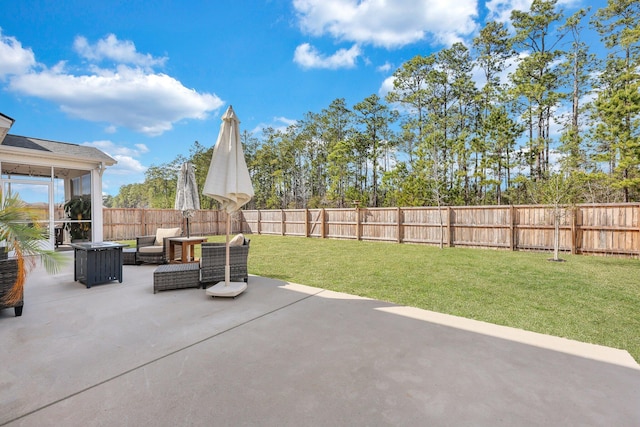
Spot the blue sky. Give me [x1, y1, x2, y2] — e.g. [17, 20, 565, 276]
[1, 0, 602, 196]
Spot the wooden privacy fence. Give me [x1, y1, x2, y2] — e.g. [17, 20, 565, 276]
[103, 208, 228, 240]
[103, 203, 640, 257]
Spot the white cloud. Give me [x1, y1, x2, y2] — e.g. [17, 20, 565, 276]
[273, 116, 298, 127]
[108, 154, 147, 175]
[73, 34, 167, 68]
[9, 63, 223, 136]
[377, 62, 393, 73]
[485, 0, 532, 23]
[485, 0, 580, 25]
[294, 43, 361, 69]
[101, 152, 147, 192]
[1, 32, 223, 136]
[82, 140, 148, 195]
[133, 143, 150, 154]
[0, 28, 36, 79]
[293, 0, 478, 49]
[378, 75, 396, 99]
[251, 116, 298, 135]
[83, 140, 149, 159]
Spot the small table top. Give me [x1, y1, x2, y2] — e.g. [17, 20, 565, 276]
[167, 236, 207, 243]
[69, 242, 128, 250]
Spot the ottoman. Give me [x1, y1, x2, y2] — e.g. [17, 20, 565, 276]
[153, 263, 200, 294]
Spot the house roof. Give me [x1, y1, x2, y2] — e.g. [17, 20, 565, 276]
[0, 134, 117, 179]
[2, 134, 116, 164]
[0, 112, 15, 124]
[0, 113, 15, 142]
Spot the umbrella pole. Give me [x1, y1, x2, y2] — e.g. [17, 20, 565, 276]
[205, 210, 246, 298]
[225, 213, 231, 287]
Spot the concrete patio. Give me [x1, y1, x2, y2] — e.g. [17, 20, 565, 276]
[1, 251, 639, 426]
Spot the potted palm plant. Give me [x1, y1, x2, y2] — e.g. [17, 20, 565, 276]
[63, 195, 91, 242]
[1, 191, 63, 315]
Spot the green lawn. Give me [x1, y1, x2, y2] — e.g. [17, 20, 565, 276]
[121, 234, 640, 362]
[242, 235, 640, 363]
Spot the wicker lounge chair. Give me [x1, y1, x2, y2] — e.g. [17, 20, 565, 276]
[135, 227, 182, 264]
[0, 258, 23, 317]
[200, 239, 250, 286]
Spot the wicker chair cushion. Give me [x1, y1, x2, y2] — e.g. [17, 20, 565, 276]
[138, 246, 163, 254]
[154, 227, 181, 246]
[229, 233, 245, 246]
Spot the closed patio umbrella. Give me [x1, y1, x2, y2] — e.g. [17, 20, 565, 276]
[202, 105, 254, 297]
[175, 162, 200, 237]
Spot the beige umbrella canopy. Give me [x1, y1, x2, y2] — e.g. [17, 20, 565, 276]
[202, 105, 254, 297]
[203, 106, 253, 212]
[174, 162, 200, 237]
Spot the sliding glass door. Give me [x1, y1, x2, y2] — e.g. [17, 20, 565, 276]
[2, 179, 56, 250]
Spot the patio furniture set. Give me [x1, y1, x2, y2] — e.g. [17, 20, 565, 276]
[0, 228, 250, 317]
[152, 241, 250, 294]
[124, 228, 248, 293]
[130, 228, 250, 294]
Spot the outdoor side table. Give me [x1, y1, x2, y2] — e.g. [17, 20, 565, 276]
[167, 237, 207, 263]
[69, 242, 127, 288]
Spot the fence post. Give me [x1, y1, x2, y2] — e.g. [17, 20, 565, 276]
[321, 208, 326, 238]
[257, 210, 261, 235]
[571, 206, 577, 255]
[281, 209, 285, 236]
[509, 205, 515, 251]
[638, 203, 640, 258]
[356, 207, 361, 240]
[397, 207, 402, 244]
[305, 208, 309, 237]
[447, 206, 453, 247]
[143, 208, 148, 235]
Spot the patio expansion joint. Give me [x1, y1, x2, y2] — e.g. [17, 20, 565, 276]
[1, 288, 325, 426]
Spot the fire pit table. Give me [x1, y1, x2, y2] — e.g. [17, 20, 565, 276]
[69, 242, 127, 288]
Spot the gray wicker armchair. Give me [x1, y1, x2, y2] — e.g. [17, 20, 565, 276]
[1, 258, 23, 317]
[135, 235, 167, 264]
[135, 227, 182, 264]
[200, 240, 250, 286]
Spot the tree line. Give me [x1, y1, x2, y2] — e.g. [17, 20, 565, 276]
[105, 0, 640, 210]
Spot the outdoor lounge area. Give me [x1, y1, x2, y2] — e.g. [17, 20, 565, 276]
[124, 228, 251, 294]
[1, 251, 638, 425]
